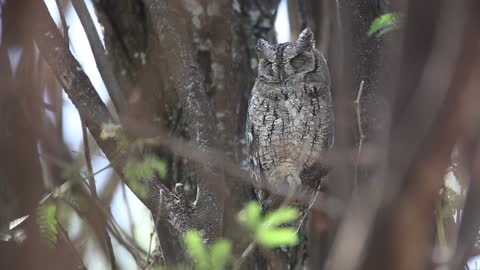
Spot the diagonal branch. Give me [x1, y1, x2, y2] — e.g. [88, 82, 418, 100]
[71, 0, 127, 113]
[32, 0, 181, 236]
[34, 1, 118, 161]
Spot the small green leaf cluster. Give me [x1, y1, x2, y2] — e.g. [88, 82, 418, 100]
[438, 186, 463, 218]
[124, 155, 168, 199]
[237, 201, 299, 248]
[152, 202, 300, 270]
[100, 122, 129, 147]
[36, 200, 58, 246]
[368, 12, 400, 37]
[184, 230, 232, 270]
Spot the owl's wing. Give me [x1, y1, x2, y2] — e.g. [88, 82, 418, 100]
[290, 79, 334, 189]
[245, 104, 265, 202]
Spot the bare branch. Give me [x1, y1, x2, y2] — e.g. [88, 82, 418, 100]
[353, 80, 365, 189]
[33, 0, 183, 243]
[54, 0, 68, 45]
[57, 221, 88, 270]
[81, 120, 117, 270]
[34, 1, 118, 162]
[234, 242, 256, 270]
[146, 189, 166, 269]
[71, 0, 127, 113]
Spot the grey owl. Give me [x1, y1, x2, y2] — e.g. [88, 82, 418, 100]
[246, 28, 334, 210]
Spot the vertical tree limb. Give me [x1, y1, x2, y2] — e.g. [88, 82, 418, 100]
[144, 0, 225, 241]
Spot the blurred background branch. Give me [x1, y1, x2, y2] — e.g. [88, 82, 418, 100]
[1, 0, 480, 269]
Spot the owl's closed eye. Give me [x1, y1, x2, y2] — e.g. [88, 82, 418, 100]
[261, 60, 274, 76]
[290, 54, 310, 69]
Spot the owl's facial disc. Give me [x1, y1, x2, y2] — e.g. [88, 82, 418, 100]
[280, 32, 316, 79]
[255, 30, 317, 82]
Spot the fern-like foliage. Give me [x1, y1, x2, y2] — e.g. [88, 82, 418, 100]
[36, 200, 58, 246]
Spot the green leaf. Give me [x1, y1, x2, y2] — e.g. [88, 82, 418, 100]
[100, 123, 129, 147]
[36, 201, 58, 246]
[100, 123, 121, 139]
[368, 12, 400, 37]
[184, 230, 210, 270]
[237, 201, 301, 249]
[210, 239, 232, 270]
[151, 158, 168, 179]
[261, 207, 299, 228]
[256, 228, 299, 248]
[237, 201, 262, 230]
[123, 155, 168, 199]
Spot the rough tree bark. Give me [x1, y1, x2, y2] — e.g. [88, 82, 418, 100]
[4, 0, 480, 269]
[91, 0, 281, 265]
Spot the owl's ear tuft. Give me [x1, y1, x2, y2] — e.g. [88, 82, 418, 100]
[256, 38, 271, 58]
[297, 28, 315, 51]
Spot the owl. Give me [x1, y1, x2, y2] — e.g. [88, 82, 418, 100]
[246, 28, 334, 210]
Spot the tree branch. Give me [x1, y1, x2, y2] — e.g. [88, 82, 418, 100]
[71, 0, 127, 113]
[33, 0, 182, 241]
[81, 120, 117, 270]
[144, 0, 225, 241]
[57, 221, 88, 270]
[34, 1, 118, 161]
[353, 80, 365, 189]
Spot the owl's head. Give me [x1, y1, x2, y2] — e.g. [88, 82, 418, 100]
[256, 28, 318, 82]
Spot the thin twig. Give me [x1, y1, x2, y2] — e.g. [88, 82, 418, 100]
[53, 0, 67, 140]
[55, 0, 68, 45]
[69, 150, 107, 158]
[146, 189, 166, 268]
[62, 195, 148, 267]
[105, 220, 148, 266]
[57, 219, 88, 270]
[71, 0, 127, 113]
[91, 195, 149, 255]
[353, 80, 365, 189]
[35, 1, 180, 239]
[234, 242, 256, 270]
[82, 123, 98, 197]
[81, 120, 117, 270]
[35, 1, 119, 160]
[121, 184, 136, 239]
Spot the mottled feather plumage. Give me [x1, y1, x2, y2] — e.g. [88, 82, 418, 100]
[246, 28, 334, 210]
